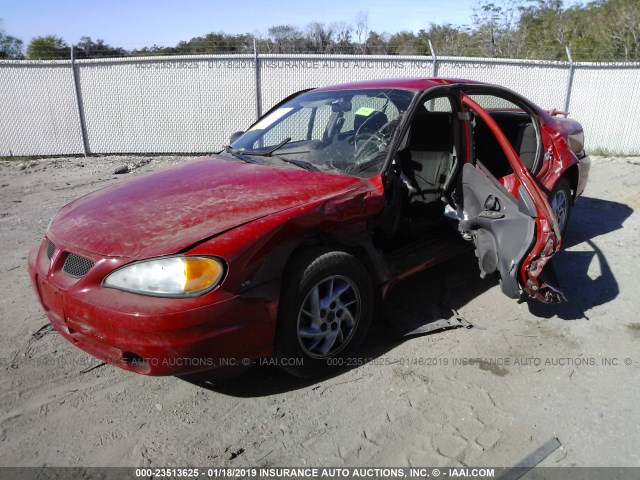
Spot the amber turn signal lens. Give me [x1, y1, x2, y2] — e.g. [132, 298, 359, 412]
[184, 257, 224, 293]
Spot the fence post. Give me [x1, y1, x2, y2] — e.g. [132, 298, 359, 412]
[428, 39, 438, 77]
[70, 46, 90, 156]
[254, 39, 262, 120]
[564, 46, 575, 114]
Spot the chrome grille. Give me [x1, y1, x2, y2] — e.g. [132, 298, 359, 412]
[46, 240, 55, 260]
[62, 253, 94, 278]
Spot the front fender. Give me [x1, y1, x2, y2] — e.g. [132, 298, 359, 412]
[186, 180, 384, 297]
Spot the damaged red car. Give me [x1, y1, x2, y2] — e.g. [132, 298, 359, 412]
[28, 78, 590, 378]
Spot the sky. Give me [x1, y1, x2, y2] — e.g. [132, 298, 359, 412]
[1, 0, 480, 48]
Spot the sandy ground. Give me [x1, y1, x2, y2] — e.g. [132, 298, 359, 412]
[0, 154, 639, 468]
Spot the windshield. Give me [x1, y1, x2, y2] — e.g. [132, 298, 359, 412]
[226, 88, 417, 177]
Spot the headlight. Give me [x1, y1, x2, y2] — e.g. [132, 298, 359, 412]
[103, 256, 225, 297]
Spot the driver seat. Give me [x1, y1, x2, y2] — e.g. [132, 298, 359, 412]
[400, 112, 454, 205]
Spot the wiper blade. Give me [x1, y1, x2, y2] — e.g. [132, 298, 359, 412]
[233, 138, 320, 172]
[225, 145, 256, 163]
[275, 157, 321, 172]
[241, 137, 292, 157]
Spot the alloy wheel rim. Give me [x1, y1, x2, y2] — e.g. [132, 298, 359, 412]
[296, 275, 361, 359]
[551, 190, 568, 232]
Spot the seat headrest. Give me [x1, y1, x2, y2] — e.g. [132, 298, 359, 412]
[408, 112, 453, 152]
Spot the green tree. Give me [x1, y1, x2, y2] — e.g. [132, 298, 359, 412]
[417, 24, 472, 56]
[330, 21, 354, 53]
[363, 31, 390, 54]
[130, 44, 183, 56]
[600, 0, 640, 61]
[557, 5, 604, 61]
[387, 31, 418, 55]
[306, 23, 335, 53]
[13, 0, 636, 61]
[74, 36, 128, 58]
[183, 32, 252, 54]
[471, 0, 526, 58]
[27, 35, 70, 59]
[264, 25, 303, 52]
[0, 21, 24, 59]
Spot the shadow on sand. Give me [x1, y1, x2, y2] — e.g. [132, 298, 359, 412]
[526, 196, 632, 320]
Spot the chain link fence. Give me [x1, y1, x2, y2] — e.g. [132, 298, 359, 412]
[1, 52, 639, 157]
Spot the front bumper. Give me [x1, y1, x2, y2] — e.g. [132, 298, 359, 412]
[28, 238, 278, 376]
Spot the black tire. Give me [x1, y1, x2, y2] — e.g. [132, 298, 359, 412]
[274, 248, 374, 378]
[549, 178, 572, 236]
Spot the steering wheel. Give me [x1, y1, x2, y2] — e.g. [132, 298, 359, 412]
[353, 116, 397, 163]
[354, 130, 387, 160]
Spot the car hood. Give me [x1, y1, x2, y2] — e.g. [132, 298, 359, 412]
[49, 157, 368, 259]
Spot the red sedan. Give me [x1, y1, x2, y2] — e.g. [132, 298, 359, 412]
[28, 78, 590, 378]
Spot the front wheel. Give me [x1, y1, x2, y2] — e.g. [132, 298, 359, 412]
[550, 178, 572, 236]
[275, 248, 373, 378]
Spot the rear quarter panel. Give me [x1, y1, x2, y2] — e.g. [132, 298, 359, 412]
[536, 113, 588, 197]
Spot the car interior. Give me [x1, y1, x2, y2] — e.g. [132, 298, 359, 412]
[376, 91, 542, 273]
[473, 111, 539, 177]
